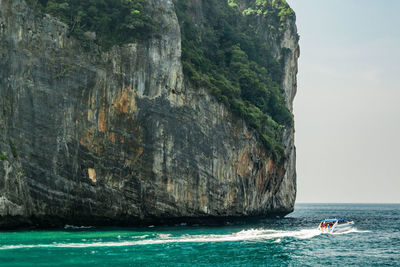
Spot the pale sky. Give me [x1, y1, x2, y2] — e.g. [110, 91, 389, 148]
[287, 0, 400, 203]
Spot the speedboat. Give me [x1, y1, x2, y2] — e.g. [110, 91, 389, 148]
[318, 218, 355, 233]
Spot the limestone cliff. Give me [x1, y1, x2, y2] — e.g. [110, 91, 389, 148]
[0, 0, 299, 228]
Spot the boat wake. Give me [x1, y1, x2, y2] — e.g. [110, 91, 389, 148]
[330, 228, 371, 235]
[0, 228, 369, 250]
[133, 228, 323, 245]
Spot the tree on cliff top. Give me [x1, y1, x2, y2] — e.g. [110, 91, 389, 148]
[27, 0, 157, 48]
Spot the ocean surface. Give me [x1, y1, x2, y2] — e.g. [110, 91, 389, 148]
[0, 203, 399, 266]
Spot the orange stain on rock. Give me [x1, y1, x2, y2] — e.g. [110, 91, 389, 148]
[109, 132, 116, 143]
[113, 87, 137, 117]
[267, 158, 275, 173]
[98, 105, 107, 132]
[236, 146, 251, 177]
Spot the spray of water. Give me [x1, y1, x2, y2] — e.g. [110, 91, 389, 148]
[330, 228, 371, 235]
[0, 228, 369, 250]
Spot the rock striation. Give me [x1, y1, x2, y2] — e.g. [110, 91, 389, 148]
[0, 0, 299, 228]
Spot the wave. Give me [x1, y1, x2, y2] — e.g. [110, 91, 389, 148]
[330, 228, 371, 235]
[0, 227, 369, 250]
[64, 225, 94, 230]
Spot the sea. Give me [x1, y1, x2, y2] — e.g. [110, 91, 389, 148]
[0, 203, 399, 266]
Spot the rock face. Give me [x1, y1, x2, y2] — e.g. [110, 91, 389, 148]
[0, 0, 299, 228]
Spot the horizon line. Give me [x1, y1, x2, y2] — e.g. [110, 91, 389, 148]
[295, 202, 400, 204]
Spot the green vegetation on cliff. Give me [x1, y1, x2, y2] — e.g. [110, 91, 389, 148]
[26, 0, 293, 160]
[174, 0, 293, 160]
[26, 0, 157, 48]
[243, 1, 293, 20]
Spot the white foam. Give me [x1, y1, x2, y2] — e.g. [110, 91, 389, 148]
[157, 234, 172, 239]
[131, 235, 149, 239]
[330, 228, 371, 235]
[0, 228, 323, 250]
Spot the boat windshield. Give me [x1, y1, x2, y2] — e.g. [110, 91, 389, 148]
[320, 219, 349, 224]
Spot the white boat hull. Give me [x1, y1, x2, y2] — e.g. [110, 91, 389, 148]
[318, 221, 355, 233]
[331, 221, 355, 233]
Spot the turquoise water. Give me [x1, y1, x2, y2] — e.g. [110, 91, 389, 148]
[0, 204, 399, 266]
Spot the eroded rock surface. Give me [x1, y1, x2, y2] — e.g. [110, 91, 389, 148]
[0, 0, 299, 228]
